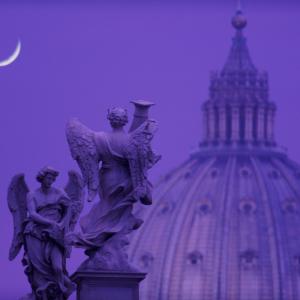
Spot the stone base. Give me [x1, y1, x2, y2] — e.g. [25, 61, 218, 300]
[71, 271, 146, 300]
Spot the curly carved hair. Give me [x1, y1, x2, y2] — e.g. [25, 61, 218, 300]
[107, 107, 128, 128]
[36, 166, 59, 183]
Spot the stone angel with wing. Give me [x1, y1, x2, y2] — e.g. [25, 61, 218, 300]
[66, 100, 160, 271]
[8, 167, 84, 300]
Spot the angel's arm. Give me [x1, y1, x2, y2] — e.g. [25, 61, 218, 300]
[26, 193, 55, 226]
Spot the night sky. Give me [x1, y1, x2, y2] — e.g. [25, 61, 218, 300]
[0, 1, 299, 298]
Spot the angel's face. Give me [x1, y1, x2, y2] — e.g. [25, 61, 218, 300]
[42, 173, 56, 188]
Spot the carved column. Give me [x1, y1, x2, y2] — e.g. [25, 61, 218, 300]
[256, 105, 265, 142]
[218, 105, 227, 142]
[244, 104, 254, 142]
[231, 103, 240, 143]
[203, 107, 209, 142]
[266, 105, 275, 143]
[207, 104, 216, 142]
[270, 107, 275, 143]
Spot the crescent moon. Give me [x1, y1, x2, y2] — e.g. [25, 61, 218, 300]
[0, 40, 21, 67]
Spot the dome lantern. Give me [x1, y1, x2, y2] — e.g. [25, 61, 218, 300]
[201, 9, 276, 148]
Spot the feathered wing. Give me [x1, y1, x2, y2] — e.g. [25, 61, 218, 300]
[64, 170, 85, 232]
[7, 174, 29, 261]
[66, 119, 99, 201]
[126, 119, 161, 204]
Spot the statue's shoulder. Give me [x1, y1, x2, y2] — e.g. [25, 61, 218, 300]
[51, 187, 68, 199]
[27, 189, 38, 200]
[26, 189, 42, 206]
[94, 131, 109, 148]
[94, 131, 107, 140]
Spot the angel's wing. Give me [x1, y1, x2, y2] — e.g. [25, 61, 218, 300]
[64, 170, 85, 232]
[66, 119, 99, 201]
[127, 119, 161, 191]
[7, 174, 29, 261]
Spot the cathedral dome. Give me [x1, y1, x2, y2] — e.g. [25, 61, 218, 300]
[129, 9, 300, 300]
[131, 149, 300, 300]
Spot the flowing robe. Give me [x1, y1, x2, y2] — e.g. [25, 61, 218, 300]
[23, 188, 74, 299]
[73, 131, 143, 250]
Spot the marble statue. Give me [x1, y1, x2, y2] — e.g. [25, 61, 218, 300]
[66, 100, 160, 271]
[8, 167, 84, 300]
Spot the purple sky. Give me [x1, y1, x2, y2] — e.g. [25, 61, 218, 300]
[0, 1, 300, 298]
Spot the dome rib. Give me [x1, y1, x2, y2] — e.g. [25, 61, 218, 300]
[269, 158, 300, 298]
[130, 159, 195, 260]
[190, 157, 235, 299]
[272, 158, 300, 199]
[237, 157, 260, 299]
[222, 157, 245, 299]
[264, 158, 292, 299]
[190, 159, 231, 299]
[160, 158, 216, 300]
[178, 158, 235, 299]
[214, 157, 237, 299]
[251, 157, 283, 299]
[152, 158, 205, 299]
[173, 164, 216, 299]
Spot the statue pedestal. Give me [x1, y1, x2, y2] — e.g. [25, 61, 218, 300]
[71, 271, 146, 300]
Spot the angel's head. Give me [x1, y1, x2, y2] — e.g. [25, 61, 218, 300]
[36, 166, 59, 189]
[107, 107, 128, 129]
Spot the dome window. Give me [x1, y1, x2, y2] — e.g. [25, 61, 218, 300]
[239, 167, 252, 178]
[281, 199, 298, 214]
[187, 251, 203, 265]
[240, 250, 258, 270]
[239, 199, 256, 215]
[140, 252, 154, 270]
[159, 201, 174, 215]
[197, 201, 213, 215]
[210, 168, 219, 178]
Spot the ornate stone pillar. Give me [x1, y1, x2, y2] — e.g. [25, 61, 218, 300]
[218, 105, 227, 142]
[256, 105, 265, 142]
[244, 104, 254, 142]
[208, 104, 216, 142]
[266, 105, 275, 143]
[231, 103, 240, 142]
[203, 107, 209, 142]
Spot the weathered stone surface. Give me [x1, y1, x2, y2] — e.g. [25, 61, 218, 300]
[72, 271, 146, 300]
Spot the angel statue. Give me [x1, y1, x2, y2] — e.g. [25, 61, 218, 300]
[7, 166, 84, 300]
[66, 100, 161, 271]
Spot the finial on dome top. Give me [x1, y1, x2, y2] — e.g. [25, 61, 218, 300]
[231, 1, 247, 30]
